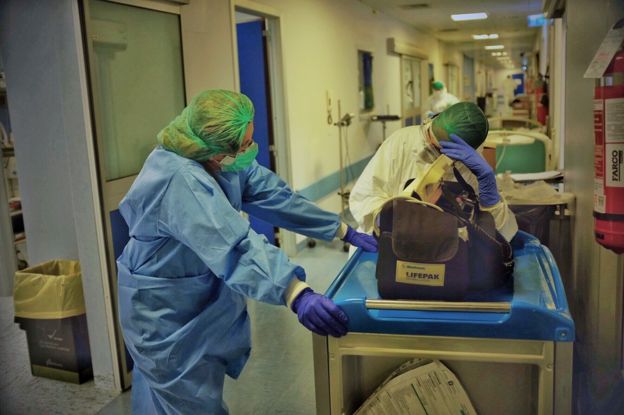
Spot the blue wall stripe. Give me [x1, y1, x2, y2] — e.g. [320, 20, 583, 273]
[297, 156, 373, 202]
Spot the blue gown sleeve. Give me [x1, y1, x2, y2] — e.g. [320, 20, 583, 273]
[157, 166, 305, 305]
[241, 161, 341, 241]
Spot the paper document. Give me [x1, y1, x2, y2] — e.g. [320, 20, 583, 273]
[355, 359, 477, 415]
[508, 170, 563, 182]
[584, 18, 624, 78]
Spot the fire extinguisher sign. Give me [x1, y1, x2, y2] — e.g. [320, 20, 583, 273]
[606, 97, 624, 188]
[606, 144, 624, 187]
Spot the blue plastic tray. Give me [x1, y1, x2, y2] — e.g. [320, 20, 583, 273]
[325, 231, 574, 342]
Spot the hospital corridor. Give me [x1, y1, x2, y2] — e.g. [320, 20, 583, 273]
[0, 0, 623, 414]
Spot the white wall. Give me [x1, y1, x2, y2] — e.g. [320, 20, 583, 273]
[190, 0, 456, 217]
[562, 0, 624, 412]
[252, 0, 447, 192]
[181, 0, 238, 95]
[474, 60, 485, 98]
[0, 0, 119, 390]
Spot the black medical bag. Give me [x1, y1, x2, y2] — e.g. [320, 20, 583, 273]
[375, 171, 514, 301]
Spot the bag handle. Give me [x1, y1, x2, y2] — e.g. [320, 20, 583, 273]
[400, 154, 454, 199]
[372, 196, 444, 237]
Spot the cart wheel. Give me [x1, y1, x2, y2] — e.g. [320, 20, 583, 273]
[343, 243, 350, 252]
[307, 239, 317, 248]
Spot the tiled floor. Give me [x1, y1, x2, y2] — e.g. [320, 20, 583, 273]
[1, 241, 350, 415]
[0, 297, 119, 415]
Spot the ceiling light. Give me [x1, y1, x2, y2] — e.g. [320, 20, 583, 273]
[451, 12, 488, 21]
[485, 45, 504, 50]
[473, 34, 499, 40]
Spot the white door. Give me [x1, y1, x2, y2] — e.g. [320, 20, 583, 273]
[81, 0, 186, 389]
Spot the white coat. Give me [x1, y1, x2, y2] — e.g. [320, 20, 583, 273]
[426, 89, 460, 114]
[349, 125, 518, 241]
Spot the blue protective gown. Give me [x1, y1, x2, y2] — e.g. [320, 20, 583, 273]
[117, 147, 340, 414]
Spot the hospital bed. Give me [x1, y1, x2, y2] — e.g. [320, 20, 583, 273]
[484, 122, 555, 174]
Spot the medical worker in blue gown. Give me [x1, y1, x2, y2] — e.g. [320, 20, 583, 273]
[116, 90, 378, 414]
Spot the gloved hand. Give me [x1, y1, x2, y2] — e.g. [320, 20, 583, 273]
[292, 288, 348, 337]
[439, 133, 500, 207]
[343, 226, 378, 252]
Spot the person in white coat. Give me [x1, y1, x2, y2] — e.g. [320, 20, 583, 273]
[349, 102, 518, 242]
[426, 81, 460, 117]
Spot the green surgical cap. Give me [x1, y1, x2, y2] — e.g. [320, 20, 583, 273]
[432, 81, 444, 91]
[157, 90, 255, 161]
[431, 102, 489, 149]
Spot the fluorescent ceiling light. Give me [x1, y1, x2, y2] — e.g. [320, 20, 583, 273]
[492, 52, 508, 56]
[451, 12, 487, 21]
[485, 45, 504, 50]
[473, 34, 499, 40]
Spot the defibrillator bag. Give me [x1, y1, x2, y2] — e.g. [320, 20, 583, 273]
[374, 171, 514, 301]
[376, 198, 471, 300]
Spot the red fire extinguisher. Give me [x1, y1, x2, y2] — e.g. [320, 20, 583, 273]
[594, 49, 624, 254]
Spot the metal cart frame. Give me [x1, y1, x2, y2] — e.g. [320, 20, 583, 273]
[314, 333, 572, 415]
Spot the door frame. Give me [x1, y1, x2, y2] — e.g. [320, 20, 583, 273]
[399, 55, 424, 126]
[229, 0, 296, 256]
[80, 0, 185, 390]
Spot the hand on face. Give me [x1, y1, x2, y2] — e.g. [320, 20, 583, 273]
[439, 134, 499, 207]
[439, 134, 492, 179]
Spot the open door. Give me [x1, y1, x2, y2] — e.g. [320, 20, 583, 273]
[230, 1, 295, 255]
[236, 13, 278, 245]
[80, 0, 186, 389]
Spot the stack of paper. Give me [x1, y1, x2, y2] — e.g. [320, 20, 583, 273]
[507, 170, 564, 182]
[355, 359, 477, 415]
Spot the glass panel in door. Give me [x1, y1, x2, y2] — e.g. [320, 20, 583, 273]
[89, 0, 185, 181]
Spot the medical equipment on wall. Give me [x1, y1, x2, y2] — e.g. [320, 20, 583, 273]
[370, 114, 401, 141]
[325, 91, 333, 125]
[593, 49, 624, 254]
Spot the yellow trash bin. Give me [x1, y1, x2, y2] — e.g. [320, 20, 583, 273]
[13, 260, 93, 384]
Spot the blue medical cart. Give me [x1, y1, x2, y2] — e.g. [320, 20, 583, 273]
[313, 232, 574, 415]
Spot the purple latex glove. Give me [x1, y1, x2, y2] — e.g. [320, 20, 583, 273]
[291, 288, 349, 337]
[439, 133, 500, 207]
[343, 226, 378, 252]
